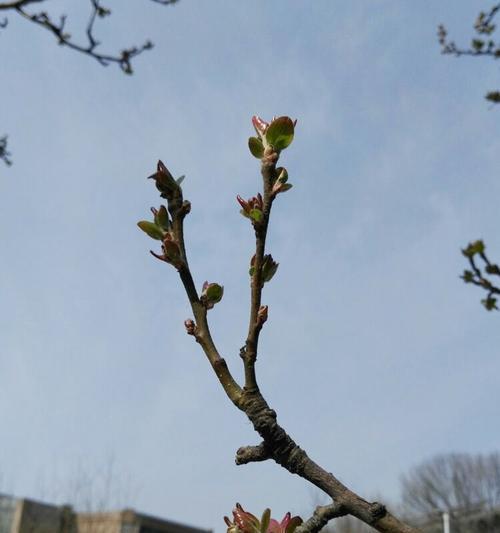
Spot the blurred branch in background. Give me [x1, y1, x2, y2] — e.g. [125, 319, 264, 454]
[461, 240, 500, 311]
[402, 452, 500, 516]
[401, 452, 500, 533]
[438, 3, 500, 103]
[439, 5, 500, 312]
[0, 136, 12, 166]
[0, 0, 180, 165]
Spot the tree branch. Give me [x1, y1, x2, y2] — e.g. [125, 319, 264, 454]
[1, 0, 179, 74]
[438, 4, 500, 103]
[295, 503, 348, 533]
[235, 442, 271, 465]
[145, 162, 243, 406]
[241, 150, 277, 391]
[1, 0, 180, 167]
[461, 240, 500, 311]
[14, 1, 150, 74]
[0, 136, 12, 166]
[139, 119, 420, 533]
[0, 0, 44, 9]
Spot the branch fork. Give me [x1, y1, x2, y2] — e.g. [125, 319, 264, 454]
[138, 118, 419, 533]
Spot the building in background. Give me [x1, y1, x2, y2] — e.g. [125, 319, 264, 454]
[0, 495, 211, 533]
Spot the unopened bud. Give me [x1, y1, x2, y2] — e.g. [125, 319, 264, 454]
[184, 319, 196, 335]
[237, 193, 264, 223]
[252, 115, 269, 138]
[261, 254, 279, 283]
[201, 281, 224, 310]
[163, 234, 182, 267]
[257, 305, 268, 325]
[147, 160, 180, 200]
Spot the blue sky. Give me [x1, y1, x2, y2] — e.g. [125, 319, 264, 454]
[1, 1, 500, 531]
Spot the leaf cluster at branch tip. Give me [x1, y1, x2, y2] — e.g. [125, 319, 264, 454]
[248, 116, 296, 159]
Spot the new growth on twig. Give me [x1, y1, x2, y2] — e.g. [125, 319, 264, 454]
[461, 240, 500, 311]
[138, 116, 419, 533]
[438, 3, 500, 103]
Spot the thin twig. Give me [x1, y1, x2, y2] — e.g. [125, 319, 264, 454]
[242, 153, 277, 391]
[0, 136, 12, 166]
[462, 240, 500, 310]
[1, 0, 178, 74]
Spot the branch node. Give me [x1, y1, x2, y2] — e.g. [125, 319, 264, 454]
[235, 442, 271, 465]
[368, 502, 386, 522]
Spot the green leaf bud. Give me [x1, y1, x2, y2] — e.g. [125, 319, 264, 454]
[265, 116, 295, 151]
[248, 137, 265, 159]
[137, 221, 165, 240]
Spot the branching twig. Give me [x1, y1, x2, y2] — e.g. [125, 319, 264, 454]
[0, 0, 179, 74]
[1, 0, 179, 167]
[14, 1, 148, 74]
[0, 0, 44, 9]
[138, 118, 420, 533]
[438, 3, 500, 103]
[461, 240, 500, 311]
[0, 136, 12, 166]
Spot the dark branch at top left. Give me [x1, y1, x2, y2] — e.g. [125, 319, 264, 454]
[0, 0, 180, 166]
[0, 0, 179, 74]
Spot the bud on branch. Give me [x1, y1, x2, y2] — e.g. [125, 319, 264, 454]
[248, 116, 297, 160]
[224, 503, 302, 533]
[200, 281, 224, 310]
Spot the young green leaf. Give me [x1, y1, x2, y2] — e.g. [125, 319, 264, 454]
[137, 221, 165, 240]
[276, 167, 288, 183]
[206, 283, 224, 303]
[248, 136, 264, 158]
[265, 116, 295, 151]
[462, 240, 485, 257]
[156, 205, 170, 230]
[260, 509, 271, 533]
[249, 208, 263, 222]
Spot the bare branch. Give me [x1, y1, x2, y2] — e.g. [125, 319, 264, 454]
[14, 1, 152, 74]
[0, 136, 12, 166]
[438, 4, 500, 103]
[0, 0, 44, 10]
[1, 0, 180, 167]
[295, 503, 348, 533]
[1, 0, 179, 74]
[235, 442, 271, 465]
